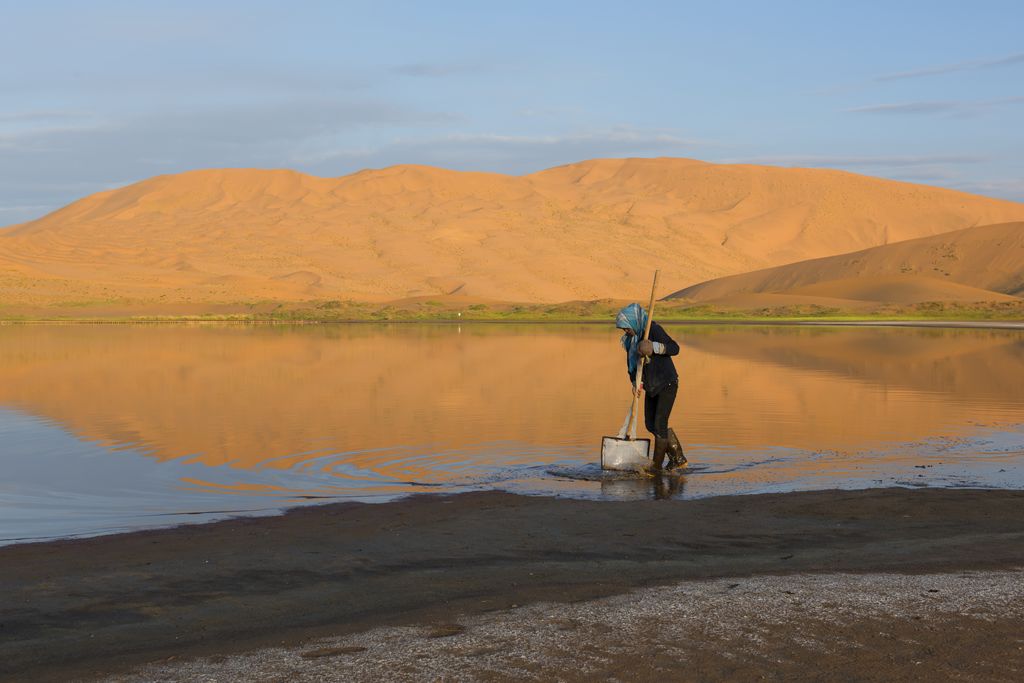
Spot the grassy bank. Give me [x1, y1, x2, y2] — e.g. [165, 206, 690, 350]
[2, 297, 1023, 323]
[251, 299, 1024, 323]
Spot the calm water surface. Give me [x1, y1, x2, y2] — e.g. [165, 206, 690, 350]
[2, 323, 1023, 544]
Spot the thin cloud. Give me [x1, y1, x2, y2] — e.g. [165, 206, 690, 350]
[436, 129, 704, 147]
[2, 100, 455, 151]
[816, 52, 1024, 95]
[727, 155, 986, 169]
[0, 64, 370, 97]
[518, 105, 586, 118]
[391, 62, 484, 78]
[0, 204, 54, 214]
[875, 52, 1024, 81]
[951, 178, 1024, 202]
[846, 101, 963, 115]
[846, 96, 1024, 116]
[0, 111, 93, 124]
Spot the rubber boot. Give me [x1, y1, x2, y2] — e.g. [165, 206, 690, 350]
[649, 436, 669, 473]
[666, 428, 687, 469]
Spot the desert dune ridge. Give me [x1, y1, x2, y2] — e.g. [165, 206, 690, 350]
[669, 221, 1024, 308]
[1, 157, 1023, 309]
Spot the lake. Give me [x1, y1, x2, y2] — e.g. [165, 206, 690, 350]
[2, 323, 1023, 544]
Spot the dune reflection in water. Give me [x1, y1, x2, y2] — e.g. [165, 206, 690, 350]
[1, 323, 1022, 542]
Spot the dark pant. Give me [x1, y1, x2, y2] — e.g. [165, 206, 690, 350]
[644, 380, 677, 439]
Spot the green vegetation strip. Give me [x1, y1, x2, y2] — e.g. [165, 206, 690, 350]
[2, 298, 1023, 323]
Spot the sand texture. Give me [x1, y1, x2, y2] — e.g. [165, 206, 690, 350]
[2, 158, 1023, 308]
[111, 571, 1024, 683]
[669, 221, 1024, 307]
[3, 488, 1024, 681]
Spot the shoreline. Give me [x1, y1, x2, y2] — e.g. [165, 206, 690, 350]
[2, 317, 1023, 329]
[4, 486, 1024, 681]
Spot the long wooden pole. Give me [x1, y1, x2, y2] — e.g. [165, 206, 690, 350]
[630, 270, 660, 439]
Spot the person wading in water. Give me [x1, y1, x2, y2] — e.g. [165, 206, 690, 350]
[615, 303, 687, 471]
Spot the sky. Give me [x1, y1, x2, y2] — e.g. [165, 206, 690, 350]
[1, 0, 1023, 224]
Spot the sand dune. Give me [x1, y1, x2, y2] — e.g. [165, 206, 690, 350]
[669, 221, 1024, 307]
[1, 159, 1023, 308]
[788, 275, 1020, 304]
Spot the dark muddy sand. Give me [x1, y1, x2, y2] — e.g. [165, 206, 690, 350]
[3, 487, 1024, 682]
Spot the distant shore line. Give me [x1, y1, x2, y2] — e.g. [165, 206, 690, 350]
[3, 295, 1022, 326]
[1, 317, 1023, 329]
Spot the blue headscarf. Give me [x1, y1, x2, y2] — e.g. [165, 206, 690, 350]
[615, 303, 648, 376]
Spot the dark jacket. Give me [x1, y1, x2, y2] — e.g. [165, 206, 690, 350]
[628, 321, 679, 396]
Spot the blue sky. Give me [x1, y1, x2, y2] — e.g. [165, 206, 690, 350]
[1, 0, 1022, 224]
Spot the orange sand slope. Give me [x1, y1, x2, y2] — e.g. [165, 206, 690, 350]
[668, 221, 1024, 307]
[2, 158, 1024, 307]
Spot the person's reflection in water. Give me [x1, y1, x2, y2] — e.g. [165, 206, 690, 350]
[651, 472, 684, 499]
[600, 472, 685, 500]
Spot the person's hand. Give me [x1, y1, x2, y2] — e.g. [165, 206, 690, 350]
[638, 339, 654, 357]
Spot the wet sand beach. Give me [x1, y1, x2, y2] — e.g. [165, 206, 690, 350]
[112, 570, 1024, 683]
[3, 487, 1024, 681]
